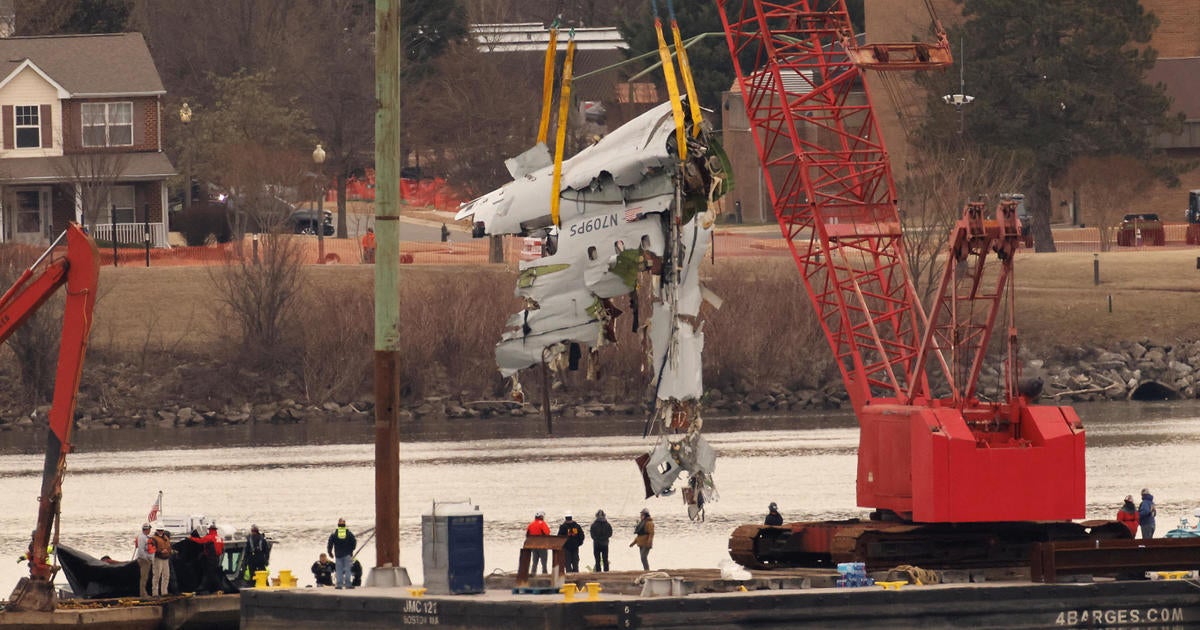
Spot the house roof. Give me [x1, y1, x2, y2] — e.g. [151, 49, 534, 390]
[0, 33, 165, 97]
[0, 152, 175, 183]
[1146, 57, 1200, 120]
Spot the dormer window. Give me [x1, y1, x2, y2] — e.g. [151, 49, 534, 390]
[14, 105, 39, 148]
[82, 102, 133, 147]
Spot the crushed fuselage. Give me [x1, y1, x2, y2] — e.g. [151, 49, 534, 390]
[457, 102, 729, 516]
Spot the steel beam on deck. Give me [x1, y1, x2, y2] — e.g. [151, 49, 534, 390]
[1032, 538, 1200, 582]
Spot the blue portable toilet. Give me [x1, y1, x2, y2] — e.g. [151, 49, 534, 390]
[421, 501, 484, 595]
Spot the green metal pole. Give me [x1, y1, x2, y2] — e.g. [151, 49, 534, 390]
[374, 0, 401, 572]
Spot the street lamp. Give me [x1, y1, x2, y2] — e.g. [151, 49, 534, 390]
[942, 36, 973, 135]
[313, 143, 327, 263]
[179, 103, 193, 211]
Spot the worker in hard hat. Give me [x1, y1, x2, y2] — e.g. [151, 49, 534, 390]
[245, 524, 271, 581]
[189, 524, 225, 594]
[556, 513, 585, 573]
[525, 511, 551, 574]
[135, 522, 154, 597]
[765, 502, 784, 526]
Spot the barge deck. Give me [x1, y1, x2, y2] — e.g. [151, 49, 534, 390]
[240, 568, 1200, 629]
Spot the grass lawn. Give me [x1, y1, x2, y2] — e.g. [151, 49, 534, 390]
[89, 248, 1200, 356]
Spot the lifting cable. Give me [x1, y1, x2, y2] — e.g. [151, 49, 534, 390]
[536, 18, 560, 145]
[549, 29, 576, 227]
[652, 0, 688, 162]
[666, 0, 704, 137]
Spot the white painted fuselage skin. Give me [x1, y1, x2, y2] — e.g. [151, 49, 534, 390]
[460, 102, 718, 501]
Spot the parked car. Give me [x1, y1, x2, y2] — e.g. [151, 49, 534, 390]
[1116, 213, 1165, 246]
[285, 208, 334, 236]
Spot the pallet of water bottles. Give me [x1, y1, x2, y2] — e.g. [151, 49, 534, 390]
[836, 562, 875, 588]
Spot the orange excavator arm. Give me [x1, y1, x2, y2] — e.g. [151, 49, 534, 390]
[1, 223, 99, 611]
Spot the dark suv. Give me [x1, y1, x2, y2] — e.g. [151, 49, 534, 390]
[285, 208, 334, 236]
[1116, 213, 1164, 246]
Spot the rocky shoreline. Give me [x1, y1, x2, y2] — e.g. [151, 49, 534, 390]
[0, 339, 1195, 432]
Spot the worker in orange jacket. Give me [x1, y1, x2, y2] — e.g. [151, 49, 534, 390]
[189, 524, 225, 594]
[361, 227, 376, 263]
[1117, 495, 1139, 536]
[525, 511, 551, 574]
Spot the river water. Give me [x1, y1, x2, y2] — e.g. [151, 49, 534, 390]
[2, 400, 1199, 594]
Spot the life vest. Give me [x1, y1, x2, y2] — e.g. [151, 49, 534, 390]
[146, 539, 157, 555]
[154, 536, 171, 559]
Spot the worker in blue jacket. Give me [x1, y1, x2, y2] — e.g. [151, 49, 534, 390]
[1138, 489, 1157, 539]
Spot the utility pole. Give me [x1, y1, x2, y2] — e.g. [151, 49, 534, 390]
[370, 0, 408, 587]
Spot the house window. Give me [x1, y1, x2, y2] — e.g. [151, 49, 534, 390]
[82, 102, 133, 147]
[15, 190, 42, 232]
[106, 186, 136, 223]
[15, 105, 39, 148]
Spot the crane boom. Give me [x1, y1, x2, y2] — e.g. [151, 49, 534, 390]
[718, 1, 935, 411]
[3, 223, 100, 612]
[717, 1, 1085, 527]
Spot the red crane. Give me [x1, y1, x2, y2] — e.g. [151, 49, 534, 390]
[716, 1, 1105, 568]
[3, 223, 100, 611]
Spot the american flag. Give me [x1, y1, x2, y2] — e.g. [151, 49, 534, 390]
[624, 206, 642, 223]
[147, 491, 162, 523]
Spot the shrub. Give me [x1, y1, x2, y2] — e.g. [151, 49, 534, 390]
[0, 243, 64, 406]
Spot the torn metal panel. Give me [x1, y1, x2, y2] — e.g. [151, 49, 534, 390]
[456, 102, 681, 230]
[648, 313, 704, 402]
[641, 440, 685, 496]
[463, 99, 730, 517]
[505, 142, 552, 179]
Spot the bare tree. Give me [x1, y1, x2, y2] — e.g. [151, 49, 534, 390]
[219, 144, 313, 243]
[1058, 156, 1155, 252]
[0, 243, 61, 405]
[131, 1, 297, 98]
[898, 146, 1028, 305]
[408, 40, 543, 196]
[208, 232, 306, 371]
[54, 152, 130, 234]
[274, 0, 374, 239]
[299, 284, 372, 404]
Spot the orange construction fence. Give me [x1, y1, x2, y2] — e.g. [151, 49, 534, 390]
[325, 170, 468, 213]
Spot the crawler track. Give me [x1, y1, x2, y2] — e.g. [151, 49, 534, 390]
[729, 519, 1133, 571]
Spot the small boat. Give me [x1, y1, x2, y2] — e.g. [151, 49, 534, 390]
[56, 537, 245, 599]
[54, 492, 256, 599]
[1165, 512, 1200, 539]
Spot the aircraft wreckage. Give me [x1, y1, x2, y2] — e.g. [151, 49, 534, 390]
[456, 102, 730, 517]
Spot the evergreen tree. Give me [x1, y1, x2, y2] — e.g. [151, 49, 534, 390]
[62, 0, 130, 33]
[15, 0, 130, 35]
[403, 0, 468, 80]
[618, 2, 734, 112]
[915, 0, 1182, 252]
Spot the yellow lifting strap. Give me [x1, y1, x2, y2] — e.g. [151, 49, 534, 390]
[654, 16, 688, 162]
[671, 20, 703, 137]
[549, 34, 576, 228]
[536, 26, 559, 145]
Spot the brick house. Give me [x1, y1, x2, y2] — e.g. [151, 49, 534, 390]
[0, 32, 173, 246]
